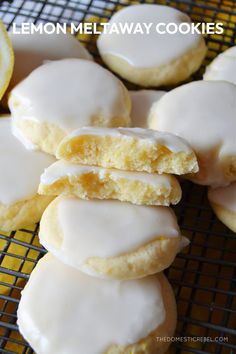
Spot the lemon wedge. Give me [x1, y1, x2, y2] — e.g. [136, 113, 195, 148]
[0, 20, 14, 100]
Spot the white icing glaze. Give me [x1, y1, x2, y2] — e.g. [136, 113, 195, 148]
[130, 90, 165, 128]
[149, 81, 236, 187]
[9, 31, 92, 87]
[40, 159, 177, 188]
[9, 59, 130, 131]
[60, 126, 193, 153]
[97, 4, 202, 68]
[18, 253, 166, 354]
[208, 182, 236, 213]
[204, 46, 236, 85]
[39, 195, 180, 271]
[0, 117, 55, 205]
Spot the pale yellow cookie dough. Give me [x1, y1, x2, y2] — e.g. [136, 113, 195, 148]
[18, 253, 177, 354]
[56, 127, 198, 175]
[9, 59, 131, 155]
[208, 182, 236, 232]
[39, 196, 188, 280]
[97, 4, 206, 87]
[39, 160, 182, 206]
[0, 194, 54, 232]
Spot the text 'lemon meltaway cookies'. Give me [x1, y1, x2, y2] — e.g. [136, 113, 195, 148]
[0, 117, 55, 232]
[39, 160, 181, 206]
[39, 196, 188, 279]
[149, 80, 236, 187]
[56, 127, 198, 175]
[208, 182, 236, 232]
[204, 46, 236, 85]
[8, 58, 131, 155]
[130, 90, 165, 128]
[18, 253, 176, 354]
[7, 32, 92, 96]
[97, 4, 206, 87]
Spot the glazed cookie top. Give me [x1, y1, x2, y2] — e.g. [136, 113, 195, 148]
[208, 182, 236, 212]
[9, 32, 92, 87]
[130, 90, 165, 128]
[40, 159, 178, 189]
[0, 118, 55, 205]
[39, 196, 181, 269]
[18, 253, 166, 354]
[149, 81, 236, 187]
[97, 4, 203, 68]
[57, 126, 194, 154]
[204, 46, 236, 85]
[9, 58, 131, 131]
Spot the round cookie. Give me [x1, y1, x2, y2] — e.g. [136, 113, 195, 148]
[38, 160, 182, 206]
[204, 46, 236, 85]
[130, 90, 165, 128]
[18, 253, 177, 354]
[8, 59, 131, 155]
[148, 81, 236, 187]
[208, 182, 236, 232]
[56, 127, 199, 175]
[7, 32, 92, 96]
[39, 195, 188, 280]
[97, 4, 206, 87]
[0, 117, 55, 232]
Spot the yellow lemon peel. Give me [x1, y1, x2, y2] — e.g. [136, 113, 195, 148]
[0, 20, 14, 101]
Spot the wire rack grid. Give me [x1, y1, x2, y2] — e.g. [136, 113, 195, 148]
[0, 0, 236, 353]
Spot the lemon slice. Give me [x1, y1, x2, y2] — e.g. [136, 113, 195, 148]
[0, 20, 14, 100]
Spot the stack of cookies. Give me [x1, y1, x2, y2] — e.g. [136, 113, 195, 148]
[37, 126, 199, 279]
[17, 125, 199, 353]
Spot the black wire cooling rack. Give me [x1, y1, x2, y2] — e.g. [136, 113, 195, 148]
[0, 0, 236, 353]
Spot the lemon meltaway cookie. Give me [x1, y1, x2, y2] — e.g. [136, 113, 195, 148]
[8, 31, 92, 92]
[39, 160, 182, 206]
[0, 118, 55, 232]
[130, 90, 165, 128]
[8, 59, 131, 155]
[97, 4, 206, 87]
[39, 195, 188, 279]
[149, 81, 236, 187]
[56, 127, 198, 175]
[208, 182, 236, 232]
[204, 46, 236, 85]
[18, 253, 177, 354]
